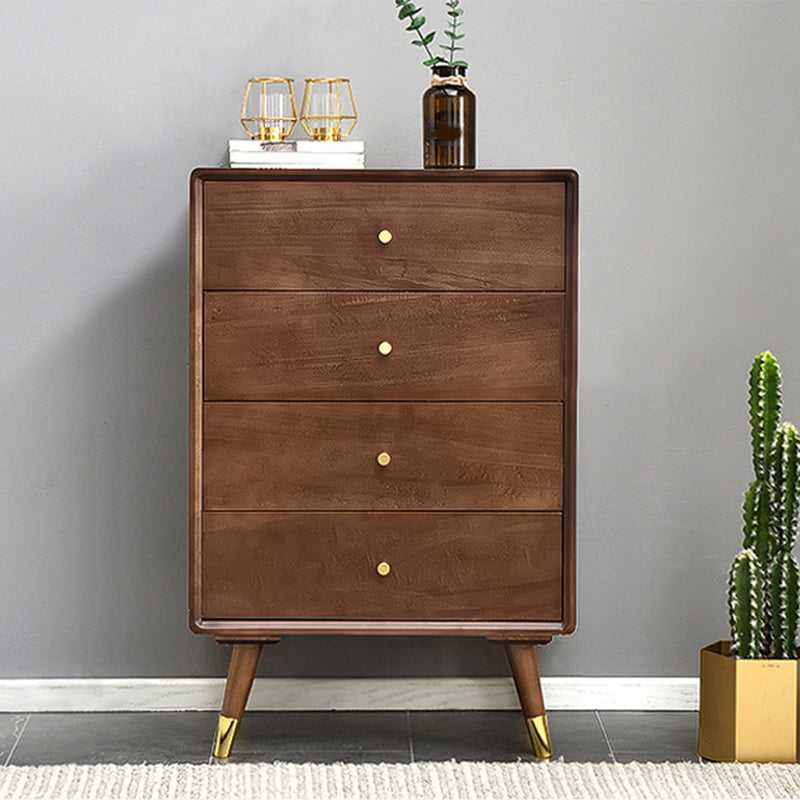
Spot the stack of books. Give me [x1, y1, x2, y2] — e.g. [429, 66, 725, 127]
[229, 139, 365, 169]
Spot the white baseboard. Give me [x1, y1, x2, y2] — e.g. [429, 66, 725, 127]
[0, 677, 698, 713]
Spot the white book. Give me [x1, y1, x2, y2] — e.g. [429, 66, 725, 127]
[230, 151, 365, 163]
[229, 139, 365, 155]
[230, 152, 365, 167]
[229, 161, 366, 170]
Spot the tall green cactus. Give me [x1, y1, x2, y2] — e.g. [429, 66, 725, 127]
[728, 352, 799, 660]
[742, 353, 781, 565]
[728, 549, 764, 658]
[768, 550, 800, 659]
[766, 422, 800, 659]
[748, 352, 781, 481]
[742, 479, 772, 565]
[771, 422, 799, 553]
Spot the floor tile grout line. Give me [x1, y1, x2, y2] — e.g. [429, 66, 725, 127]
[207, 718, 217, 765]
[5, 714, 31, 767]
[594, 710, 616, 763]
[406, 710, 415, 764]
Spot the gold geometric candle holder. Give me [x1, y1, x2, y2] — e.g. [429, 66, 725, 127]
[299, 78, 358, 141]
[240, 78, 298, 141]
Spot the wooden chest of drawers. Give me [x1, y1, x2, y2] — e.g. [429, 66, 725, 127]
[190, 169, 578, 758]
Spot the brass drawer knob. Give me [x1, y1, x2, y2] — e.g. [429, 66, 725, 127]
[376, 451, 391, 467]
[378, 340, 393, 356]
[377, 229, 393, 245]
[377, 561, 391, 577]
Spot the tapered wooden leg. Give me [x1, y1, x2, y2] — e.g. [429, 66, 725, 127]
[505, 642, 552, 759]
[214, 643, 264, 758]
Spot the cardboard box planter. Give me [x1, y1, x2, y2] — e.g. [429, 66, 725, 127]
[698, 641, 799, 762]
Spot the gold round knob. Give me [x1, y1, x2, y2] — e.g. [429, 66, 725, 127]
[378, 340, 393, 356]
[377, 229, 393, 245]
[377, 561, 391, 577]
[376, 451, 391, 467]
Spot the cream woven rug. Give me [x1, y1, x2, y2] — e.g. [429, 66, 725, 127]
[2, 761, 800, 800]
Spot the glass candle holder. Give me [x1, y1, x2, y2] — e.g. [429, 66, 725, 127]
[300, 78, 358, 141]
[240, 78, 298, 141]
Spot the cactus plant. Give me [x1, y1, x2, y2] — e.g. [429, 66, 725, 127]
[748, 352, 781, 481]
[728, 549, 764, 658]
[771, 422, 800, 553]
[768, 550, 800, 659]
[727, 352, 800, 659]
[742, 479, 772, 566]
[741, 353, 781, 565]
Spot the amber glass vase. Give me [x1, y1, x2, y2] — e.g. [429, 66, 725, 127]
[422, 64, 475, 168]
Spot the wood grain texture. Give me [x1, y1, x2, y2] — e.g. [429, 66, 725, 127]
[203, 180, 565, 291]
[204, 292, 565, 401]
[189, 174, 205, 629]
[202, 512, 562, 622]
[506, 643, 547, 718]
[220, 643, 263, 719]
[203, 402, 563, 511]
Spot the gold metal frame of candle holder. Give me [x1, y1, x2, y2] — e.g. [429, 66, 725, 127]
[240, 77, 298, 141]
[299, 78, 358, 141]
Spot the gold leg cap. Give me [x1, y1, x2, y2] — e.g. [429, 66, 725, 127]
[213, 714, 240, 758]
[526, 715, 552, 760]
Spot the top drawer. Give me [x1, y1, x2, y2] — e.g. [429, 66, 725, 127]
[201, 178, 565, 291]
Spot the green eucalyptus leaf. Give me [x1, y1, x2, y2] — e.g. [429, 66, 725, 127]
[392, 0, 465, 70]
[451, 59, 469, 67]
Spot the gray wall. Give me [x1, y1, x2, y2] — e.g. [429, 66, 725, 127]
[1, 0, 799, 680]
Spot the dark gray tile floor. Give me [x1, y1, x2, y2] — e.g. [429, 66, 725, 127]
[0, 711, 700, 766]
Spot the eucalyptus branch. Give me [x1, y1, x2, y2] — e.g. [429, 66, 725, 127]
[441, 0, 468, 67]
[394, 0, 441, 67]
[393, 1, 469, 68]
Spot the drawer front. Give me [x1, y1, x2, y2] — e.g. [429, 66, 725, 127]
[204, 292, 564, 401]
[203, 181, 565, 290]
[201, 512, 563, 621]
[203, 402, 563, 511]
